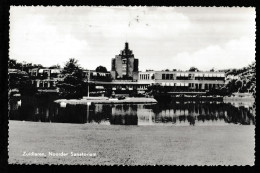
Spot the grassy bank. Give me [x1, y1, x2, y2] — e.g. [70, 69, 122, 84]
[9, 120, 255, 165]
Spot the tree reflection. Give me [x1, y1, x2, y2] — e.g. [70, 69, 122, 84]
[187, 116, 195, 126]
[9, 96, 255, 126]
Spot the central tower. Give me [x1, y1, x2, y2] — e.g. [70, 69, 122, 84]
[111, 42, 139, 80]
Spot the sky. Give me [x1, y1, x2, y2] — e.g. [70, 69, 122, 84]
[9, 6, 255, 71]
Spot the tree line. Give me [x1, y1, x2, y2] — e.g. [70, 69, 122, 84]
[8, 58, 108, 98]
[9, 58, 256, 99]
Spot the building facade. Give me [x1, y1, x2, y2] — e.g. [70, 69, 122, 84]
[29, 68, 62, 90]
[22, 43, 226, 95]
[111, 42, 139, 81]
[137, 71, 225, 92]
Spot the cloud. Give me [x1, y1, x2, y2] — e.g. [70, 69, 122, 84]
[9, 6, 255, 71]
[9, 6, 191, 69]
[53, 7, 191, 41]
[9, 12, 90, 67]
[173, 36, 255, 71]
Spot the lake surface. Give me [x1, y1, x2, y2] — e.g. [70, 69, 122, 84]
[9, 96, 255, 126]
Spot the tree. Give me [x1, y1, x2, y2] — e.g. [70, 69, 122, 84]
[9, 59, 18, 69]
[189, 67, 199, 72]
[56, 58, 85, 99]
[95, 66, 108, 73]
[224, 79, 237, 95]
[213, 61, 256, 96]
[35, 64, 43, 68]
[9, 69, 37, 96]
[62, 58, 81, 75]
[235, 80, 243, 92]
[9, 59, 23, 69]
[9, 58, 43, 72]
[49, 64, 61, 69]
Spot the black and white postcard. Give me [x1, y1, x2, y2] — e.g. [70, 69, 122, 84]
[8, 6, 256, 166]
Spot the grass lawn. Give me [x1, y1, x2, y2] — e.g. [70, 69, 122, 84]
[8, 120, 255, 165]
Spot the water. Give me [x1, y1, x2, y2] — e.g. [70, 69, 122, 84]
[9, 96, 255, 126]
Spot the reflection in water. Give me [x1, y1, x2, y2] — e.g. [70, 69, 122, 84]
[9, 97, 255, 126]
[110, 104, 138, 125]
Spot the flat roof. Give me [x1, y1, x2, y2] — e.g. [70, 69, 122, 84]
[154, 71, 225, 73]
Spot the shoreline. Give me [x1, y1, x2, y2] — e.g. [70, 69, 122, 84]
[9, 120, 255, 165]
[223, 96, 254, 101]
[54, 97, 157, 104]
[223, 95, 255, 106]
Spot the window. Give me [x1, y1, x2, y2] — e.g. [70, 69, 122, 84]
[50, 82, 53, 88]
[170, 74, 173, 79]
[39, 82, 43, 88]
[122, 59, 127, 64]
[162, 74, 165, 79]
[166, 74, 169, 80]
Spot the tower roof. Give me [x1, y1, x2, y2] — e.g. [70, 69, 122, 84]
[125, 42, 129, 50]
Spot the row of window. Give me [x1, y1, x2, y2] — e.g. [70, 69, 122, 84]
[111, 85, 149, 90]
[139, 74, 153, 80]
[162, 74, 174, 80]
[161, 74, 224, 80]
[31, 81, 56, 88]
[158, 83, 222, 89]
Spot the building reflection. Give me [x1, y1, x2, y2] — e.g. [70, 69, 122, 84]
[9, 97, 255, 126]
[110, 104, 138, 125]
